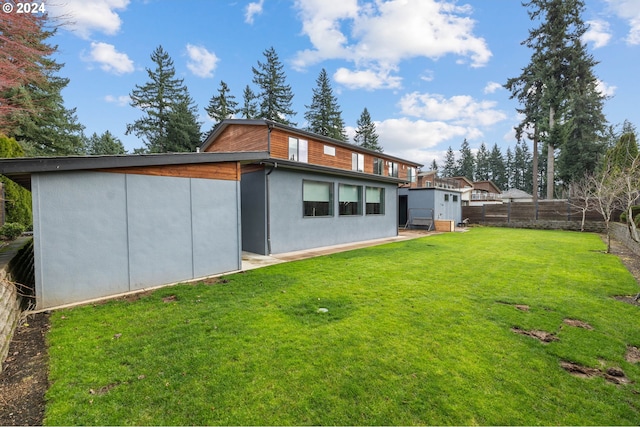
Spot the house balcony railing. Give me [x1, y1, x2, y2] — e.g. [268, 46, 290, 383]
[471, 192, 501, 201]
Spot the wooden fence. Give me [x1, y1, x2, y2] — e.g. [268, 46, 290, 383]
[462, 200, 619, 225]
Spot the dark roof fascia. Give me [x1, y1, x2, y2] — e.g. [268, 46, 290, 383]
[0, 151, 270, 175]
[0, 151, 270, 190]
[258, 158, 409, 185]
[201, 119, 424, 169]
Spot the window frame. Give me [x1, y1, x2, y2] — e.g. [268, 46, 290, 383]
[352, 152, 364, 172]
[288, 136, 308, 163]
[373, 158, 384, 175]
[338, 183, 363, 216]
[388, 161, 398, 178]
[303, 180, 333, 217]
[365, 186, 385, 215]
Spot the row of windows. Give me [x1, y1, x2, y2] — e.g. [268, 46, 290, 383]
[303, 180, 385, 218]
[289, 136, 415, 182]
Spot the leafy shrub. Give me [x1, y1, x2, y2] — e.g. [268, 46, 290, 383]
[0, 222, 25, 240]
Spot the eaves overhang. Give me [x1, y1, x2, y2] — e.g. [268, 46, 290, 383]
[0, 151, 270, 190]
[257, 158, 410, 185]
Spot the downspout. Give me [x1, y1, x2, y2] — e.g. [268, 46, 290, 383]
[265, 124, 274, 255]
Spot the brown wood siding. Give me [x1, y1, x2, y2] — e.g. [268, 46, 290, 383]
[205, 124, 418, 180]
[269, 131, 289, 159]
[267, 128, 421, 178]
[205, 125, 269, 153]
[99, 162, 241, 181]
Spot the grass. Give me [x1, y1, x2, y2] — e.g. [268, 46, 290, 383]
[44, 227, 640, 425]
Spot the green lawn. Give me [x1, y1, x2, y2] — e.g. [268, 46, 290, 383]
[45, 228, 640, 425]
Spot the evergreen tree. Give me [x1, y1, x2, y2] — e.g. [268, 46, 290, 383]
[505, 0, 606, 198]
[505, 147, 515, 189]
[429, 159, 438, 173]
[354, 107, 383, 152]
[475, 142, 490, 181]
[0, 12, 85, 156]
[556, 35, 607, 187]
[442, 146, 457, 177]
[85, 131, 126, 155]
[206, 80, 238, 128]
[252, 47, 296, 126]
[240, 85, 258, 119]
[304, 69, 347, 141]
[126, 45, 198, 153]
[0, 135, 31, 227]
[456, 139, 475, 180]
[163, 98, 202, 152]
[606, 132, 639, 171]
[488, 143, 507, 190]
[511, 140, 534, 192]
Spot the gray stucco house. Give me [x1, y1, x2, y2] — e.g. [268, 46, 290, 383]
[0, 120, 422, 309]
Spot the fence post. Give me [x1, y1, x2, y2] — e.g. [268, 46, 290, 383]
[482, 204, 486, 224]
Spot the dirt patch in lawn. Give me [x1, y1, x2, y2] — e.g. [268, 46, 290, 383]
[626, 346, 640, 364]
[563, 318, 593, 330]
[561, 361, 632, 385]
[511, 327, 559, 343]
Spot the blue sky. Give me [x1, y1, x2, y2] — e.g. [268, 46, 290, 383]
[44, 0, 640, 167]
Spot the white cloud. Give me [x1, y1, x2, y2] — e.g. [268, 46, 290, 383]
[483, 82, 503, 94]
[47, 0, 130, 39]
[398, 92, 507, 127]
[185, 44, 219, 78]
[376, 118, 481, 166]
[105, 95, 130, 106]
[583, 20, 612, 48]
[596, 79, 617, 97]
[245, 0, 265, 24]
[292, 0, 491, 80]
[604, 0, 640, 44]
[333, 67, 402, 90]
[87, 42, 134, 75]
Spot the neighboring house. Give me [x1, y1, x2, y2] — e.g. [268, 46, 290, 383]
[0, 152, 264, 309]
[469, 180, 502, 206]
[0, 120, 422, 308]
[202, 119, 422, 254]
[500, 188, 534, 203]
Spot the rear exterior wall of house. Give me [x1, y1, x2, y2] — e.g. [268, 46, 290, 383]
[241, 166, 399, 255]
[31, 167, 243, 309]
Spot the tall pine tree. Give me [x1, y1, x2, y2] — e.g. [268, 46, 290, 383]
[354, 107, 383, 152]
[505, 0, 606, 198]
[252, 47, 296, 126]
[126, 45, 199, 153]
[304, 69, 347, 141]
[206, 80, 238, 129]
[456, 139, 475, 180]
[240, 85, 258, 119]
[442, 147, 457, 177]
[475, 142, 490, 181]
[488, 143, 507, 190]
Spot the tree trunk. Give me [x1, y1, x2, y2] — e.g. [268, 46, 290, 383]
[532, 126, 539, 216]
[547, 106, 555, 199]
[627, 205, 640, 242]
